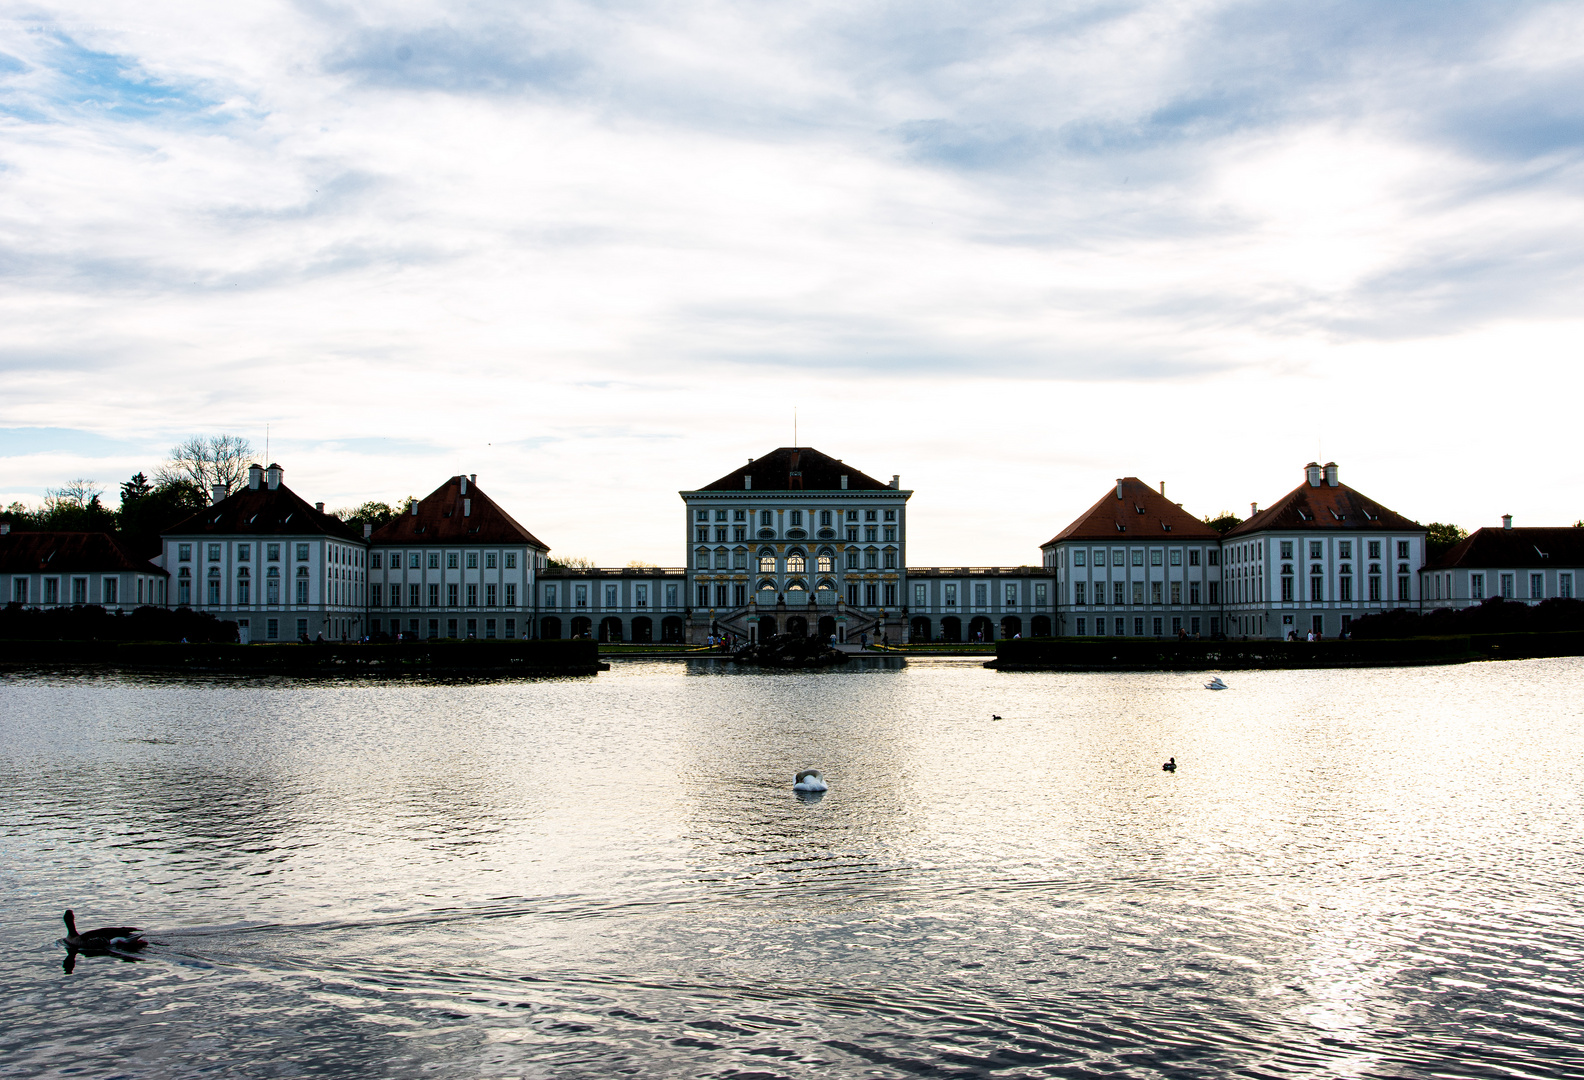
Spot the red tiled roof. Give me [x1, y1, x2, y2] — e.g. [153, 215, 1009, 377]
[370, 476, 548, 550]
[1429, 527, 1584, 570]
[1225, 476, 1420, 537]
[164, 481, 365, 542]
[693, 448, 895, 492]
[1042, 478, 1221, 546]
[0, 531, 167, 576]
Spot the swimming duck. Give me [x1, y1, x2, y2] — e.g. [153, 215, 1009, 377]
[1162, 757, 1177, 772]
[793, 770, 828, 792]
[991, 714, 1002, 720]
[62, 909, 146, 951]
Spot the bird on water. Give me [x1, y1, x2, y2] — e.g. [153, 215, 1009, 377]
[1162, 757, 1177, 772]
[793, 770, 828, 792]
[62, 910, 146, 952]
[991, 714, 1002, 720]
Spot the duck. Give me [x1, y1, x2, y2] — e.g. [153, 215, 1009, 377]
[793, 770, 828, 792]
[991, 714, 1002, 720]
[62, 909, 146, 951]
[1162, 757, 1177, 772]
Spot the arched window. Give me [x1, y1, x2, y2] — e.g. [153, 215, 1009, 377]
[816, 578, 837, 593]
[817, 550, 834, 573]
[786, 579, 807, 593]
[758, 579, 777, 592]
[786, 553, 806, 573]
[759, 552, 777, 573]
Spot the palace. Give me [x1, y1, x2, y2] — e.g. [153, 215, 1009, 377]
[5, 447, 1528, 644]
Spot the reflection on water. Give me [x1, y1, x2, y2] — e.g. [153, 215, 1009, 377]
[3, 659, 1583, 1078]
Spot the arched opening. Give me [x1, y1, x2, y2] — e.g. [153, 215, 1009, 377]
[661, 616, 684, 643]
[1000, 616, 1023, 638]
[818, 615, 836, 640]
[969, 616, 994, 642]
[1031, 615, 1052, 637]
[786, 615, 808, 638]
[599, 617, 624, 642]
[910, 616, 931, 642]
[759, 616, 778, 639]
[570, 616, 592, 639]
[541, 616, 563, 639]
[631, 616, 653, 642]
[940, 616, 962, 642]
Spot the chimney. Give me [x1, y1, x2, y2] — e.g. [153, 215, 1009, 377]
[0, 523, 9, 535]
[1305, 462, 1322, 487]
[363, 523, 372, 538]
[248, 463, 262, 490]
[1250, 502, 1259, 517]
[211, 484, 226, 505]
[459, 475, 467, 495]
[315, 501, 324, 512]
[1502, 514, 1513, 530]
[744, 475, 752, 490]
[840, 475, 847, 490]
[891, 475, 899, 490]
[1159, 481, 1165, 497]
[265, 463, 282, 490]
[470, 473, 476, 485]
[1324, 461, 1339, 487]
[464, 498, 471, 517]
[411, 501, 418, 516]
[1116, 480, 1124, 499]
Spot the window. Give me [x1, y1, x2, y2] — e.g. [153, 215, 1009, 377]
[846, 510, 858, 522]
[736, 510, 748, 522]
[408, 552, 418, 569]
[1189, 583, 1200, 605]
[1338, 541, 1352, 559]
[1095, 617, 1105, 636]
[1151, 581, 1162, 604]
[205, 573, 218, 606]
[666, 584, 678, 608]
[789, 510, 802, 526]
[865, 527, 877, 542]
[1130, 550, 1144, 567]
[634, 584, 647, 608]
[482, 552, 495, 569]
[485, 619, 496, 639]
[1188, 549, 1201, 567]
[297, 544, 310, 561]
[236, 544, 251, 563]
[1498, 572, 1514, 599]
[697, 585, 710, 607]
[1134, 618, 1144, 636]
[1075, 549, 1086, 567]
[445, 552, 457, 570]
[1075, 582, 1087, 605]
[505, 552, 517, 569]
[1113, 582, 1125, 606]
[715, 528, 726, 542]
[408, 583, 419, 606]
[466, 583, 479, 606]
[1132, 582, 1144, 605]
[865, 583, 879, 606]
[605, 585, 618, 607]
[1309, 541, 1323, 560]
[1561, 573, 1573, 599]
[1339, 573, 1352, 601]
[787, 554, 806, 573]
[1005, 584, 1017, 606]
[423, 553, 436, 569]
[734, 551, 748, 570]
[762, 511, 773, 526]
[1368, 541, 1381, 559]
[1077, 618, 1087, 635]
[1093, 549, 1105, 567]
[760, 554, 777, 573]
[883, 549, 897, 569]
[697, 510, 708, 522]
[1035, 583, 1047, 605]
[545, 585, 557, 607]
[974, 583, 988, 606]
[1170, 582, 1181, 604]
[1368, 573, 1382, 601]
[944, 584, 958, 607]
[883, 510, 895, 521]
[1207, 549, 1219, 566]
[816, 555, 833, 573]
[505, 618, 516, 639]
[575, 584, 588, 607]
[504, 583, 515, 606]
[846, 527, 858, 542]
[1169, 550, 1181, 567]
[368, 583, 381, 606]
[1150, 550, 1162, 567]
[1397, 541, 1410, 560]
[1398, 576, 1411, 602]
[1311, 574, 1324, 602]
[104, 577, 119, 605]
[716, 509, 728, 522]
[884, 583, 896, 606]
[178, 543, 192, 562]
[865, 549, 879, 569]
[1531, 573, 1545, 600]
[1153, 617, 1163, 637]
[448, 619, 458, 638]
[865, 510, 877, 522]
[428, 583, 440, 606]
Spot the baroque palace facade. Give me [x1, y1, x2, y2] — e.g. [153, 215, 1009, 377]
[25, 444, 1572, 643]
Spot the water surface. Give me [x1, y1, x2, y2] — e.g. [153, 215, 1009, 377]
[3, 658, 1582, 1078]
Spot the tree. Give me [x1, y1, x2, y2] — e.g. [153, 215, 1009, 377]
[120, 472, 153, 505]
[157, 434, 254, 495]
[1425, 522, 1469, 561]
[1203, 512, 1243, 535]
[333, 501, 404, 531]
[118, 478, 208, 557]
[625, 559, 658, 569]
[548, 555, 595, 569]
[37, 481, 117, 532]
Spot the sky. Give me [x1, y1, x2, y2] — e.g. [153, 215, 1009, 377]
[2, 1, 1582, 566]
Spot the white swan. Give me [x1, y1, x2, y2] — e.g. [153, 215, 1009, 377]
[793, 770, 828, 792]
[1204, 676, 1227, 690]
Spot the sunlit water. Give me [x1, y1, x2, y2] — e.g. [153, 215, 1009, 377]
[3, 657, 1583, 1079]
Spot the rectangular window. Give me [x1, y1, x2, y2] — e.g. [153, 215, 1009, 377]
[1311, 576, 1324, 602]
[427, 619, 439, 639]
[1095, 617, 1105, 636]
[1207, 549, 1219, 566]
[295, 544, 309, 561]
[1112, 549, 1124, 566]
[1076, 617, 1086, 635]
[1133, 618, 1144, 636]
[865, 549, 879, 569]
[1150, 550, 1163, 566]
[1339, 576, 1351, 601]
[1169, 550, 1181, 567]
[205, 578, 218, 606]
[1190, 583, 1201, 605]
[697, 510, 708, 521]
[372, 551, 384, 569]
[884, 583, 897, 606]
[1189, 549, 1201, 567]
[666, 584, 677, 607]
[944, 584, 957, 607]
[1094, 549, 1106, 567]
[1074, 549, 1086, 567]
[1208, 582, 1220, 604]
[545, 584, 557, 607]
[1309, 541, 1323, 560]
[606, 585, 618, 607]
[1279, 541, 1293, 560]
[178, 543, 192, 562]
[1369, 575, 1382, 601]
[1282, 576, 1294, 602]
[1170, 582, 1181, 605]
[1368, 541, 1381, 559]
[865, 583, 878, 606]
[1338, 541, 1352, 559]
[1131, 550, 1144, 567]
[883, 549, 897, 569]
[1500, 573, 1514, 599]
[846, 550, 860, 569]
[505, 583, 515, 606]
[407, 552, 418, 569]
[485, 619, 496, 639]
[444, 552, 456, 570]
[468, 583, 480, 606]
[1151, 581, 1162, 604]
[448, 619, 458, 638]
[1530, 573, 1544, 600]
[1114, 582, 1125, 606]
[429, 583, 441, 606]
[1005, 584, 1017, 606]
[974, 583, 987, 606]
[263, 617, 278, 640]
[504, 552, 517, 569]
[407, 583, 419, 606]
[1153, 617, 1163, 637]
[1397, 541, 1410, 560]
[236, 544, 251, 562]
[1132, 582, 1144, 605]
[575, 584, 587, 607]
[1561, 573, 1573, 599]
[1035, 583, 1047, 605]
[505, 618, 516, 639]
[914, 584, 927, 606]
[698, 585, 710, 607]
[865, 510, 877, 522]
[371, 584, 382, 607]
[447, 583, 459, 605]
[1075, 582, 1087, 605]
